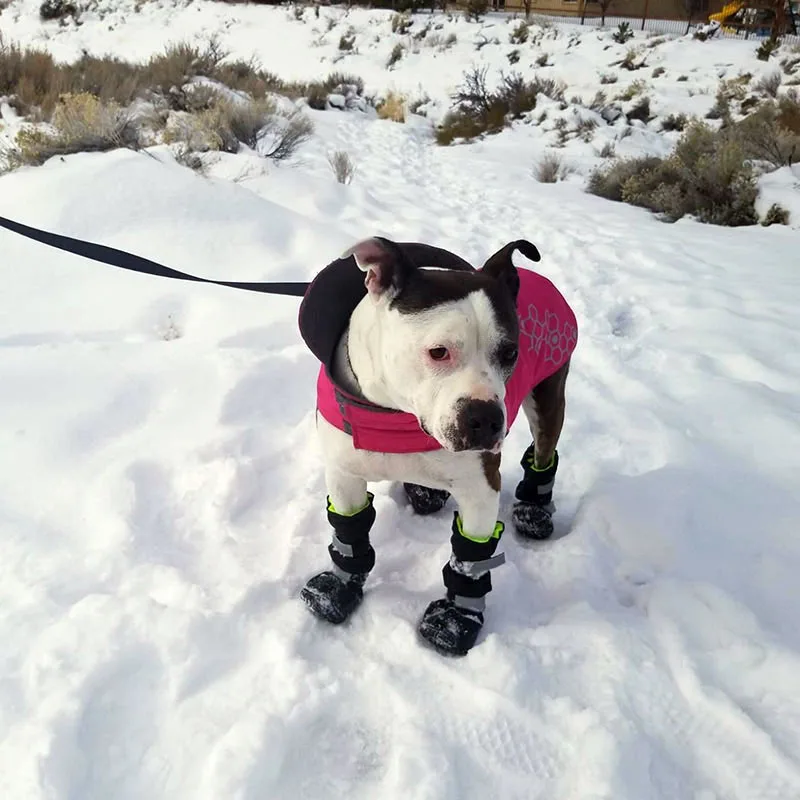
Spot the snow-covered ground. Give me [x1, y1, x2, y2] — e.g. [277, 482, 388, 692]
[1, 2, 800, 799]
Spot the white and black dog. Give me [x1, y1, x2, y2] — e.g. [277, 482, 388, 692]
[298, 236, 578, 656]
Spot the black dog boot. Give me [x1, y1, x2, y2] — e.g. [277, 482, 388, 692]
[301, 493, 376, 625]
[512, 445, 558, 540]
[403, 482, 450, 516]
[418, 512, 506, 657]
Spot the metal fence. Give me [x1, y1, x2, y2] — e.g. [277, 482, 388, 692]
[496, 8, 800, 45]
[530, 12, 791, 39]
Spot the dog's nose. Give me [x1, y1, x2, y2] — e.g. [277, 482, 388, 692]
[461, 399, 505, 450]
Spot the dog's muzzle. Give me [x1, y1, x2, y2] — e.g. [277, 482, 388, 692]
[452, 398, 505, 452]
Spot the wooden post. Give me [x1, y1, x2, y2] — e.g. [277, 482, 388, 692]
[641, 0, 650, 30]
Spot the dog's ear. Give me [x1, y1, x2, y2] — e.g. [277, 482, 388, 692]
[481, 240, 540, 302]
[341, 236, 414, 300]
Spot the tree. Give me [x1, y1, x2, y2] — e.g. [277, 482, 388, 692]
[581, 0, 615, 27]
[682, 0, 703, 34]
[523, 0, 533, 20]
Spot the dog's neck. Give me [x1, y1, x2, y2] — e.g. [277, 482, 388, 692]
[331, 298, 400, 410]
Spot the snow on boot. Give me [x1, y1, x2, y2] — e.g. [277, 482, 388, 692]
[301, 493, 376, 625]
[301, 570, 367, 625]
[403, 482, 450, 515]
[511, 501, 555, 540]
[418, 512, 506, 656]
[418, 598, 484, 657]
[513, 445, 558, 540]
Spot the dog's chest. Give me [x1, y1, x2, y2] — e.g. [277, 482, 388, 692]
[317, 413, 483, 491]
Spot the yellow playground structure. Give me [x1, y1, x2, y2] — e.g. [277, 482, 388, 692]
[709, 0, 798, 36]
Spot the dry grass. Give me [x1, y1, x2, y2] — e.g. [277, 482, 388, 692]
[533, 150, 572, 182]
[377, 91, 406, 123]
[0, 33, 365, 118]
[3, 92, 139, 169]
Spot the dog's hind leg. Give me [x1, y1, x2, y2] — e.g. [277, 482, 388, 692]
[418, 455, 505, 657]
[512, 360, 569, 540]
[300, 469, 376, 625]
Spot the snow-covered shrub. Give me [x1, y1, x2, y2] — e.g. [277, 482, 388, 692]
[510, 21, 530, 45]
[39, 0, 77, 21]
[387, 43, 404, 69]
[616, 79, 647, 100]
[754, 70, 782, 97]
[588, 121, 759, 226]
[661, 112, 688, 131]
[391, 12, 412, 35]
[757, 38, 780, 62]
[3, 93, 138, 169]
[626, 96, 651, 123]
[436, 67, 566, 145]
[612, 22, 634, 45]
[761, 203, 790, 226]
[162, 93, 313, 161]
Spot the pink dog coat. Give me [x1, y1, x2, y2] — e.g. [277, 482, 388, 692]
[298, 244, 578, 454]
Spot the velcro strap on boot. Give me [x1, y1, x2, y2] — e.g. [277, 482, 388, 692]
[448, 552, 506, 578]
[515, 447, 559, 506]
[326, 492, 376, 576]
[451, 594, 486, 614]
[442, 512, 506, 602]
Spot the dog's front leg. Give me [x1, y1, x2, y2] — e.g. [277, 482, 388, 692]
[300, 468, 376, 625]
[418, 454, 506, 657]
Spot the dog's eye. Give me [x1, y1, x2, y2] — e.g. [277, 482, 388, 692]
[428, 347, 449, 362]
[498, 344, 518, 365]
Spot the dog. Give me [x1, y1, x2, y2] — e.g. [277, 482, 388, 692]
[297, 236, 578, 656]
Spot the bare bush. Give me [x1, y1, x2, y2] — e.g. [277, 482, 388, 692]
[534, 150, 570, 182]
[734, 96, 800, 168]
[328, 149, 356, 184]
[754, 70, 782, 97]
[436, 67, 560, 145]
[661, 112, 688, 132]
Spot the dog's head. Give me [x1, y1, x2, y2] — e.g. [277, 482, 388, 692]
[343, 236, 540, 453]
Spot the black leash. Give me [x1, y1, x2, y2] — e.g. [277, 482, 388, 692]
[0, 215, 310, 298]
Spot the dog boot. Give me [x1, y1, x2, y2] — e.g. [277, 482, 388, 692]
[301, 493, 376, 625]
[512, 445, 558, 540]
[403, 482, 450, 516]
[418, 512, 506, 657]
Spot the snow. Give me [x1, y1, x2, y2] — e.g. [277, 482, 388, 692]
[2, 2, 800, 799]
